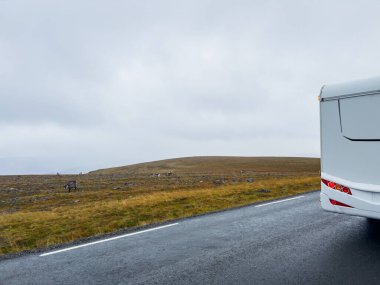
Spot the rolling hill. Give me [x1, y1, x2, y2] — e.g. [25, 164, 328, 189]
[89, 156, 320, 176]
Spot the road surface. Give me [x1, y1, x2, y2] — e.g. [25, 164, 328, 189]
[1, 191, 380, 284]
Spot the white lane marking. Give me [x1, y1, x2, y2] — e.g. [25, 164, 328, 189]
[40, 223, 179, 257]
[255, 196, 305, 208]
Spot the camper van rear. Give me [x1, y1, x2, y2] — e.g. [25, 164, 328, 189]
[320, 77, 380, 219]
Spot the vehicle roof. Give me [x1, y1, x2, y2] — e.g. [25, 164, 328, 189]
[321, 77, 380, 100]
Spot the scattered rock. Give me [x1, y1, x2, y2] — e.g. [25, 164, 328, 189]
[124, 182, 136, 187]
[257, 189, 271, 193]
[112, 187, 121, 190]
[74, 200, 80, 203]
[213, 179, 225, 185]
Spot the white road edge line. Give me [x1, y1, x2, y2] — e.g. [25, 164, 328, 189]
[255, 196, 305, 208]
[40, 223, 179, 257]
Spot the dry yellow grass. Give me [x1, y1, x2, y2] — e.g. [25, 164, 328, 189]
[0, 157, 320, 255]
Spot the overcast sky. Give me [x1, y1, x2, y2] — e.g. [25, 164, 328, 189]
[1, 0, 379, 174]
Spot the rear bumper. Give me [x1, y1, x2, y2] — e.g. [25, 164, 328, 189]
[320, 183, 380, 220]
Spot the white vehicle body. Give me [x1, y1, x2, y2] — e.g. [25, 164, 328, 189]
[320, 77, 380, 219]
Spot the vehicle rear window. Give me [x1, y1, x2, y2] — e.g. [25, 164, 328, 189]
[340, 94, 380, 140]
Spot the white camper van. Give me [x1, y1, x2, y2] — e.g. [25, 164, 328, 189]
[320, 77, 380, 219]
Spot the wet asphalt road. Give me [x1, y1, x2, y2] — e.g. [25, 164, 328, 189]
[1, 191, 380, 285]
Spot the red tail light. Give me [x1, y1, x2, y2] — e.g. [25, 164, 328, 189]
[329, 199, 353, 208]
[328, 181, 336, 188]
[322, 179, 352, 195]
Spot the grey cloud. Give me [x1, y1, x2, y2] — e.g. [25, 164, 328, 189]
[0, 0, 379, 174]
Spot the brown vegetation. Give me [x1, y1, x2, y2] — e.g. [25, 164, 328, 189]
[0, 156, 320, 255]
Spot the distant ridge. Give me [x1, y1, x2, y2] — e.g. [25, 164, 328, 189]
[89, 156, 320, 175]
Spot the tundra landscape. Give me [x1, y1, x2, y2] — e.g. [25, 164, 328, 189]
[0, 156, 320, 256]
